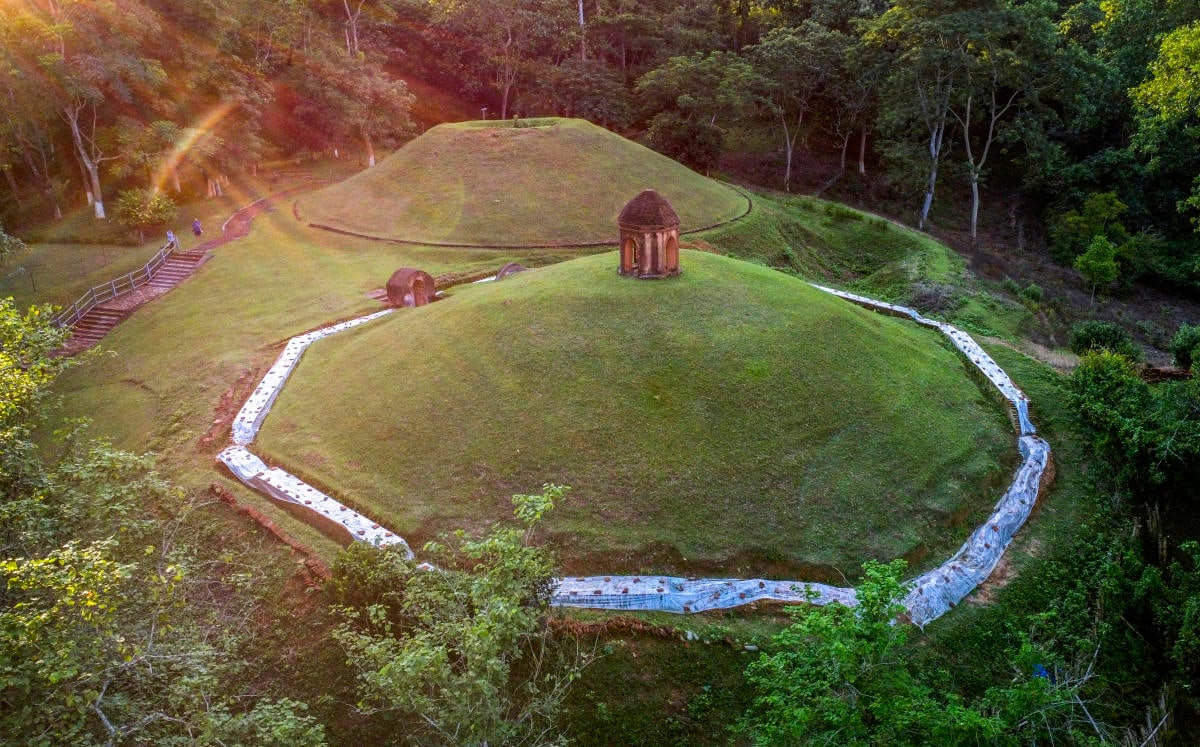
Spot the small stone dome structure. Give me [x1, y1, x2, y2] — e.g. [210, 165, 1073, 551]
[618, 190, 681, 279]
[495, 262, 527, 280]
[386, 268, 436, 307]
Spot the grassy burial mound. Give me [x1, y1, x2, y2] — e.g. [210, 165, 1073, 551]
[255, 251, 1015, 579]
[295, 118, 748, 246]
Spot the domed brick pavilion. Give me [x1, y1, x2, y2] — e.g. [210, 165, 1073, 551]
[618, 189, 681, 279]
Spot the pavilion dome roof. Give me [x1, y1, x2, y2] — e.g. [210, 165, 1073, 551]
[618, 189, 680, 230]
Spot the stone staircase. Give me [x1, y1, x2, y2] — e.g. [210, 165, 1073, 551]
[146, 250, 206, 290]
[65, 307, 132, 351]
[56, 183, 323, 356]
[61, 250, 207, 354]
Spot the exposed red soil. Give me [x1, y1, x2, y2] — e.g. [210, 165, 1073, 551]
[210, 482, 331, 585]
[198, 368, 260, 453]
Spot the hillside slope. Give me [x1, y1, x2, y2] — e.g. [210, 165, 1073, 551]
[296, 118, 749, 246]
[257, 251, 1015, 578]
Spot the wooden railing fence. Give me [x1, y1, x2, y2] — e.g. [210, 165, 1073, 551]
[52, 237, 179, 328]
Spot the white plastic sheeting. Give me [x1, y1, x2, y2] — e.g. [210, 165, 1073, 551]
[231, 309, 394, 445]
[550, 286, 1050, 627]
[902, 435, 1048, 625]
[217, 279, 1050, 627]
[811, 285, 1037, 436]
[552, 434, 1048, 627]
[553, 576, 856, 614]
[218, 308, 411, 552]
[217, 445, 412, 553]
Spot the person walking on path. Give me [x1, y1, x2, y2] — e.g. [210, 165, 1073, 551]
[192, 218, 203, 242]
[166, 230, 178, 250]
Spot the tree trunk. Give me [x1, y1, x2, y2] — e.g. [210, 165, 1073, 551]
[363, 133, 375, 167]
[839, 133, 850, 174]
[2, 165, 22, 208]
[919, 163, 937, 230]
[578, 0, 586, 61]
[75, 157, 94, 206]
[83, 160, 104, 219]
[780, 112, 801, 193]
[65, 110, 105, 218]
[858, 126, 868, 176]
[918, 119, 946, 231]
[342, 0, 361, 57]
[969, 169, 980, 242]
[783, 138, 793, 193]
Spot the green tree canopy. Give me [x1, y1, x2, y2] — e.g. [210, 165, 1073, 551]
[332, 485, 587, 747]
[739, 559, 1006, 745]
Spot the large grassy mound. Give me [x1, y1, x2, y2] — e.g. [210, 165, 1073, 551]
[295, 118, 748, 246]
[257, 251, 1015, 578]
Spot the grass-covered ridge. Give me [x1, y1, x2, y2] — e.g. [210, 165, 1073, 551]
[696, 192, 1034, 339]
[295, 118, 748, 246]
[257, 251, 1015, 580]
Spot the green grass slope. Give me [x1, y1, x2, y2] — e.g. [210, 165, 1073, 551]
[696, 192, 1034, 339]
[256, 251, 1015, 579]
[295, 118, 749, 246]
[43, 206, 569, 558]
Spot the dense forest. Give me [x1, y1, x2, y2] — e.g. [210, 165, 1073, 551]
[3, 1, 1200, 745]
[2, 0, 1200, 290]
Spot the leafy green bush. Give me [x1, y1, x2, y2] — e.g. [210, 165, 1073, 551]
[1074, 235, 1120, 296]
[1170, 323, 1200, 370]
[331, 486, 584, 746]
[0, 221, 25, 262]
[1069, 320, 1142, 361]
[1048, 192, 1128, 263]
[114, 188, 177, 243]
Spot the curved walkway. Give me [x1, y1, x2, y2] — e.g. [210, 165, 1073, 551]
[216, 270, 1051, 628]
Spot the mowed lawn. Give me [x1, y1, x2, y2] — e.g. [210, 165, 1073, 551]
[43, 207, 583, 557]
[296, 118, 749, 246]
[256, 251, 1016, 579]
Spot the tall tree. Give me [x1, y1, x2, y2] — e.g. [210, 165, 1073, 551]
[636, 50, 761, 127]
[589, 0, 675, 76]
[748, 21, 849, 191]
[951, 0, 1058, 241]
[636, 50, 761, 171]
[828, 39, 886, 178]
[1132, 20, 1200, 231]
[867, 0, 974, 230]
[17, 0, 167, 220]
[348, 62, 415, 167]
[432, 0, 576, 119]
[0, 8, 72, 219]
